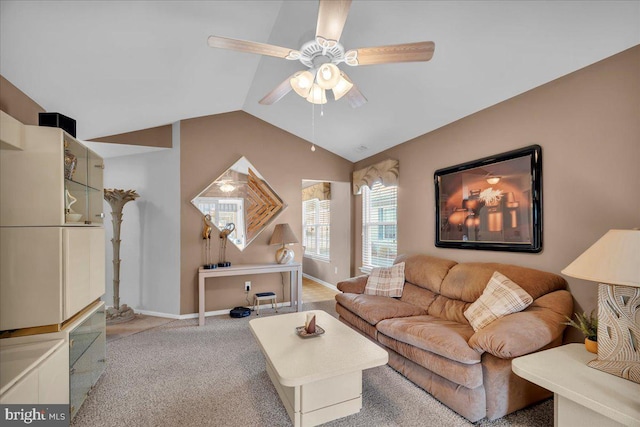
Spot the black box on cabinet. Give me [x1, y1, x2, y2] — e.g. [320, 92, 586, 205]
[39, 112, 76, 137]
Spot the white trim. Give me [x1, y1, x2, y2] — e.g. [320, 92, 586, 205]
[303, 273, 339, 292]
[359, 266, 373, 275]
[124, 302, 293, 320]
[135, 309, 182, 319]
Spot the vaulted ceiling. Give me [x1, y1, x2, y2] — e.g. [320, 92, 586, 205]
[1, 1, 638, 162]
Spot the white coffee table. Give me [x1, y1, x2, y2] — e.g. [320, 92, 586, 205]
[249, 310, 388, 427]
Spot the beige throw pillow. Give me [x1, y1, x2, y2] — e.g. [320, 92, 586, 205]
[364, 262, 406, 297]
[464, 271, 533, 331]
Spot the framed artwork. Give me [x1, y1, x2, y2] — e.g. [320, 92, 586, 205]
[434, 145, 542, 252]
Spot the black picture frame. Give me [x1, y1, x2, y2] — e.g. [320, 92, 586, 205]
[434, 145, 542, 252]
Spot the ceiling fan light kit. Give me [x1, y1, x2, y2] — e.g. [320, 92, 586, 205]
[307, 83, 327, 105]
[207, 0, 435, 108]
[332, 72, 354, 100]
[290, 70, 314, 98]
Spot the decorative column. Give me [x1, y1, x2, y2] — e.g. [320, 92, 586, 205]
[104, 188, 140, 323]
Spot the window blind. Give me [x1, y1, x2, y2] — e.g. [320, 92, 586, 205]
[303, 198, 330, 260]
[362, 182, 397, 269]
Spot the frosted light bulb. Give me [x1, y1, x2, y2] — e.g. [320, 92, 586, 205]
[290, 70, 314, 98]
[316, 63, 341, 90]
[311, 144, 316, 152]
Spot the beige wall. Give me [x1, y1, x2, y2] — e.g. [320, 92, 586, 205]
[354, 46, 640, 340]
[302, 181, 352, 285]
[180, 111, 353, 314]
[0, 75, 45, 126]
[91, 124, 173, 148]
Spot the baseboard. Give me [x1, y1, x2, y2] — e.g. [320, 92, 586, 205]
[112, 301, 294, 321]
[178, 302, 293, 320]
[303, 273, 339, 292]
[127, 309, 182, 320]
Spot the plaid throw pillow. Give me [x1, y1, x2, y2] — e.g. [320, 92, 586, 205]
[364, 262, 406, 297]
[464, 271, 533, 331]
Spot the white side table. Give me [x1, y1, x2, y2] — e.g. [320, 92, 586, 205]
[512, 344, 640, 427]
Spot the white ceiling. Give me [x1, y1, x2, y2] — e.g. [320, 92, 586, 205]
[1, 1, 638, 162]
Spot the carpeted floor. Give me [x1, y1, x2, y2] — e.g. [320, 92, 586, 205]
[74, 300, 552, 427]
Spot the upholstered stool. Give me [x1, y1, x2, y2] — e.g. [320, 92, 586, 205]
[253, 292, 278, 315]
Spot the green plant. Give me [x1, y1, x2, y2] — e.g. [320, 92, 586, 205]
[564, 311, 598, 341]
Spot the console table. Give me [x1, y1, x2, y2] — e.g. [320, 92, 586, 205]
[512, 343, 640, 426]
[198, 263, 302, 326]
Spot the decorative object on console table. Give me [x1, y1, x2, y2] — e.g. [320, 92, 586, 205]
[434, 145, 542, 252]
[269, 223, 299, 264]
[38, 112, 76, 137]
[562, 229, 640, 383]
[104, 188, 140, 324]
[201, 214, 216, 269]
[218, 222, 235, 267]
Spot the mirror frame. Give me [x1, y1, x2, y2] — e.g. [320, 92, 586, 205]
[190, 156, 287, 251]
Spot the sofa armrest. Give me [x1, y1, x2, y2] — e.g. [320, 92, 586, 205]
[336, 275, 368, 294]
[468, 290, 573, 359]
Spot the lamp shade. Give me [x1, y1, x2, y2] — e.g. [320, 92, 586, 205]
[269, 223, 299, 246]
[290, 70, 314, 98]
[315, 63, 341, 90]
[332, 72, 354, 100]
[561, 229, 640, 287]
[306, 84, 327, 104]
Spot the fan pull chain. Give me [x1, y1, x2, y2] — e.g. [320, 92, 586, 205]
[311, 103, 316, 152]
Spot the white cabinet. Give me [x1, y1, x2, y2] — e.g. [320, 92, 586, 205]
[0, 339, 69, 404]
[0, 113, 105, 332]
[0, 123, 104, 227]
[0, 227, 105, 330]
[0, 113, 106, 416]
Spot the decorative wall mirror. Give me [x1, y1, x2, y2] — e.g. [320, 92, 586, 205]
[191, 156, 286, 251]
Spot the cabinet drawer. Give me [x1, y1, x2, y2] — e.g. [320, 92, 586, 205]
[0, 227, 105, 331]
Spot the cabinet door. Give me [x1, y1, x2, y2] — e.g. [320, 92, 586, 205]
[0, 369, 38, 404]
[89, 228, 105, 301]
[0, 126, 65, 226]
[0, 227, 64, 330]
[64, 227, 105, 319]
[38, 344, 69, 404]
[64, 228, 91, 319]
[86, 148, 104, 224]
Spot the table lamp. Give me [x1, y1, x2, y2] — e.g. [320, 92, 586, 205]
[269, 223, 299, 264]
[562, 229, 640, 383]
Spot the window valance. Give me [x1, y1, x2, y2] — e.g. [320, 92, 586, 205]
[302, 182, 331, 201]
[352, 159, 399, 195]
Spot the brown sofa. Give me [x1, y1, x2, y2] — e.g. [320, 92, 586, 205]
[335, 254, 573, 422]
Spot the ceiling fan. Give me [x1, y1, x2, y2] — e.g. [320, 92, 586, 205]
[207, 0, 435, 108]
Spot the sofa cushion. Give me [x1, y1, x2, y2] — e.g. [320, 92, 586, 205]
[468, 290, 574, 358]
[439, 262, 567, 303]
[395, 254, 457, 293]
[376, 315, 481, 364]
[364, 262, 405, 297]
[335, 293, 426, 326]
[378, 332, 483, 388]
[464, 272, 533, 331]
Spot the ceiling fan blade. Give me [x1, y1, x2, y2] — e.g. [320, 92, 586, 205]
[207, 36, 299, 59]
[258, 74, 296, 105]
[346, 41, 435, 66]
[316, 0, 352, 46]
[345, 84, 367, 109]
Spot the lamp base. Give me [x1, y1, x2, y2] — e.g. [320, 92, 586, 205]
[275, 247, 294, 264]
[589, 283, 640, 384]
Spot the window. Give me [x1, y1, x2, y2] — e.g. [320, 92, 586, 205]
[362, 182, 397, 270]
[302, 198, 330, 260]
